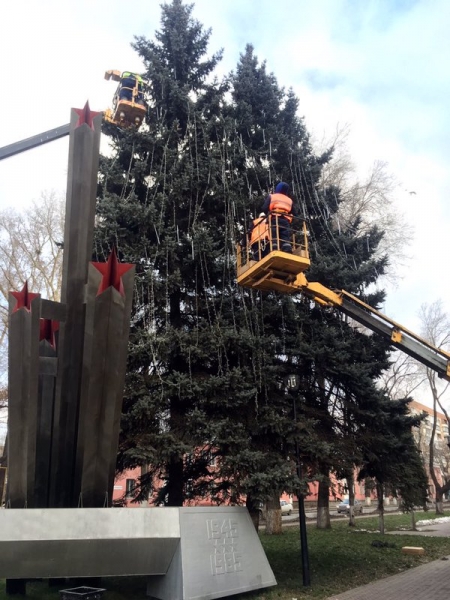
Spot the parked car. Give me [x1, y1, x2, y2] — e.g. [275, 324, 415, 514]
[258, 500, 294, 519]
[337, 499, 363, 515]
[281, 500, 293, 515]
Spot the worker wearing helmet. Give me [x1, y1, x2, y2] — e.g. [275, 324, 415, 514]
[249, 213, 270, 261]
[261, 182, 294, 253]
[119, 72, 145, 105]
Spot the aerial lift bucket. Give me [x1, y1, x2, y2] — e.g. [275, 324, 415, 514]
[237, 217, 310, 293]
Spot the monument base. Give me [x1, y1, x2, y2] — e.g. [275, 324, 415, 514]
[147, 507, 276, 600]
[0, 506, 276, 600]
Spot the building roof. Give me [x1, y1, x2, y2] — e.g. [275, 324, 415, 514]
[410, 399, 447, 421]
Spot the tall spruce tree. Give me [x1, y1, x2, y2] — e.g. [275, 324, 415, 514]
[96, 0, 235, 506]
[221, 45, 396, 530]
[96, 1, 303, 510]
[95, 1, 417, 526]
[198, 46, 331, 527]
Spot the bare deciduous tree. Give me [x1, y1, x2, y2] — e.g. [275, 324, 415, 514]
[434, 443, 450, 489]
[314, 125, 413, 278]
[418, 300, 450, 514]
[0, 190, 64, 377]
[379, 350, 425, 400]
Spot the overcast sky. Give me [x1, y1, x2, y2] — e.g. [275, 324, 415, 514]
[0, 0, 449, 428]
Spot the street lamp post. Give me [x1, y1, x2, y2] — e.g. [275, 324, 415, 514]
[288, 374, 311, 587]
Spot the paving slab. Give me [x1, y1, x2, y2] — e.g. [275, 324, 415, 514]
[326, 556, 450, 600]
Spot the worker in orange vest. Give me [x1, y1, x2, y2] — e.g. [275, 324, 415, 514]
[249, 213, 270, 261]
[261, 182, 294, 252]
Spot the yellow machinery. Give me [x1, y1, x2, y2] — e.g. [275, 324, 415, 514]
[0, 70, 149, 161]
[237, 215, 310, 293]
[236, 214, 450, 380]
[104, 70, 147, 128]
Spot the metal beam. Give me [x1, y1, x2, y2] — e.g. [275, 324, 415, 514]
[296, 275, 450, 380]
[0, 124, 70, 161]
[339, 298, 450, 379]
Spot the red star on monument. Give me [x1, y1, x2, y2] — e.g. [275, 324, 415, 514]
[91, 248, 134, 297]
[10, 281, 39, 313]
[39, 319, 59, 349]
[74, 101, 102, 130]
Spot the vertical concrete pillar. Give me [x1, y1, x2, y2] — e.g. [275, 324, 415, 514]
[7, 288, 40, 508]
[49, 105, 102, 507]
[76, 254, 135, 507]
[33, 331, 58, 508]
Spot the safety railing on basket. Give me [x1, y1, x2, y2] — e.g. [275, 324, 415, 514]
[238, 216, 309, 268]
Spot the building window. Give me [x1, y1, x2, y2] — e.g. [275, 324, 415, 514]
[126, 478, 136, 497]
[206, 451, 217, 467]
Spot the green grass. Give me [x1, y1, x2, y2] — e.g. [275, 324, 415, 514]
[236, 510, 450, 600]
[1, 511, 450, 600]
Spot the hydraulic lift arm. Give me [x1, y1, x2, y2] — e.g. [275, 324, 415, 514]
[0, 124, 70, 161]
[295, 272, 450, 381]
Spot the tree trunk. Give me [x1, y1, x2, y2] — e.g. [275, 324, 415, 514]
[377, 482, 385, 535]
[316, 478, 331, 529]
[166, 453, 184, 506]
[346, 474, 356, 527]
[0, 467, 5, 507]
[166, 290, 185, 508]
[246, 494, 260, 532]
[0, 436, 6, 505]
[411, 511, 416, 531]
[364, 477, 374, 506]
[429, 387, 446, 516]
[0, 433, 6, 466]
[140, 464, 149, 507]
[435, 488, 444, 515]
[265, 492, 282, 535]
